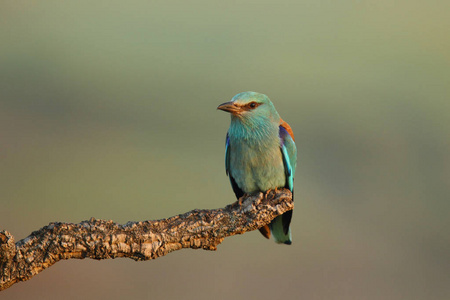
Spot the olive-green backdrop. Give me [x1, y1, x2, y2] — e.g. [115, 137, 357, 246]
[1, 1, 449, 299]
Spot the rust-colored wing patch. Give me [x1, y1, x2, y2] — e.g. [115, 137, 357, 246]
[280, 118, 295, 141]
[258, 225, 271, 239]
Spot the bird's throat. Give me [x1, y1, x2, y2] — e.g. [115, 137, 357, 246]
[229, 116, 278, 141]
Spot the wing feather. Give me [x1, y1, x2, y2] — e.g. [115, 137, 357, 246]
[279, 122, 297, 191]
[279, 121, 297, 237]
[225, 133, 244, 199]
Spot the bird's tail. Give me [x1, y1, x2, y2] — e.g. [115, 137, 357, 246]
[269, 210, 292, 245]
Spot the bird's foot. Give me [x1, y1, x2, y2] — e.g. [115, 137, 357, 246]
[238, 193, 250, 206]
[265, 188, 277, 196]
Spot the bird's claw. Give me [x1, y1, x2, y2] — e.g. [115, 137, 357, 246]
[237, 193, 250, 206]
[238, 194, 246, 206]
[266, 187, 278, 194]
[265, 187, 279, 195]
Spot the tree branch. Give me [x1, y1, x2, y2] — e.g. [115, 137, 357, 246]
[0, 189, 293, 291]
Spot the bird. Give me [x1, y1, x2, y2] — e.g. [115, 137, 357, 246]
[217, 91, 297, 244]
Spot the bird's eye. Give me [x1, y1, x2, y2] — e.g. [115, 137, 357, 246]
[249, 102, 258, 109]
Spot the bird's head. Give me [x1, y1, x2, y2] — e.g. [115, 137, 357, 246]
[217, 91, 280, 125]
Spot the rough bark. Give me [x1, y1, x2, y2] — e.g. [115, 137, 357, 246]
[0, 189, 293, 291]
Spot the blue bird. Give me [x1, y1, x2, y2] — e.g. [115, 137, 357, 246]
[218, 92, 297, 244]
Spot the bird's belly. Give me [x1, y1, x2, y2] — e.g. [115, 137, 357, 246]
[230, 144, 285, 193]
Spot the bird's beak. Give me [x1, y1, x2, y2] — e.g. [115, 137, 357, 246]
[217, 101, 240, 115]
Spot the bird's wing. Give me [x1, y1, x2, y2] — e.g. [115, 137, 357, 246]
[279, 120, 297, 192]
[278, 120, 297, 236]
[225, 133, 244, 199]
[280, 119, 295, 142]
[225, 133, 231, 176]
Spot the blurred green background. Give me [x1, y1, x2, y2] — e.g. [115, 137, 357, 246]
[1, 1, 449, 299]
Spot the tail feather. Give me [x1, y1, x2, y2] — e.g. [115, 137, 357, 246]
[269, 212, 292, 245]
[282, 210, 292, 235]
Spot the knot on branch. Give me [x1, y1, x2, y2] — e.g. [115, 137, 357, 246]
[0, 231, 15, 265]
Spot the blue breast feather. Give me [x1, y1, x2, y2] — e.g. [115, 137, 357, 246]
[225, 125, 295, 198]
